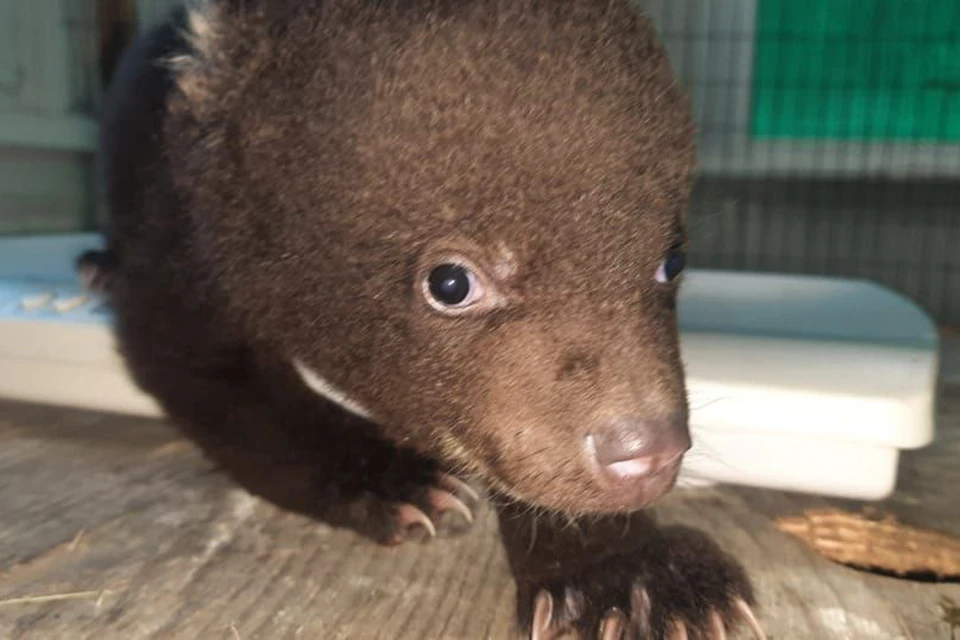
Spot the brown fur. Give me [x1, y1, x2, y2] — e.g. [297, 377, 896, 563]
[97, 2, 756, 637]
[163, 0, 693, 512]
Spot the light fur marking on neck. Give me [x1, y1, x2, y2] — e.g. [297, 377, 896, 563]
[292, 360, 374, 420]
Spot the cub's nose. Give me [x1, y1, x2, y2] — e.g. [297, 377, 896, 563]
[585, 416, 691, 481]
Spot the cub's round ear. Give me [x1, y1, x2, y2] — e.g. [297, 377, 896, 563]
[167, 0, 227, 118]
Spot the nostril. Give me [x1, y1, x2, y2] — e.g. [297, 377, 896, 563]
[589, 423, 652, 466]
[585, 417, 691, 480]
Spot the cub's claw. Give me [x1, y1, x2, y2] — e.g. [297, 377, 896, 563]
[665, 601, 765, 640]
[383, 475, 478, 545]
[661, 593, 766, 640]
[427, 487, 474, 523]
[531, 590, 554, 640]
[391, 503, 437, 543]
[735, 598, 766, 639]
[707, 611, 725, 639]
[662, 593, 766, 640]
[599, 610, 627, 640]
[528, 587, 765, 639]
[439, 472, 481, 502]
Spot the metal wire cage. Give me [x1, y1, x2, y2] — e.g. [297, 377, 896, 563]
[20, 0, 957, 324]
[640, 0, 960, 326]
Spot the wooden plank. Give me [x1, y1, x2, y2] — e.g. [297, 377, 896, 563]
[0, 385, 957, 639]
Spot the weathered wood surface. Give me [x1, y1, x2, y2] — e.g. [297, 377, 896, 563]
[0, 382, 958, 640]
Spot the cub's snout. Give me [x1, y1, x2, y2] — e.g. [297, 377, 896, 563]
[425, 292, 693, 516]
[585, 414, 691, 507]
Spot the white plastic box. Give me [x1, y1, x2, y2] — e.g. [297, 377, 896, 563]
[0, 234, 939, 500]
[677, 271, 938, 499]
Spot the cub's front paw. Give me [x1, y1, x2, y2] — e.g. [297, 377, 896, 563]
[346, 473, 480, 546]
[520, 526, 764, 640]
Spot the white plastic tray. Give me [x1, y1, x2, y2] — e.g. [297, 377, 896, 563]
[0, 234, 940, 500]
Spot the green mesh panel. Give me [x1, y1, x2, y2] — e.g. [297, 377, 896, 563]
[752, 0, 960, 140]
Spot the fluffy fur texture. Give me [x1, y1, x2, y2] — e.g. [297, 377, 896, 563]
[96, 1, 759, 637]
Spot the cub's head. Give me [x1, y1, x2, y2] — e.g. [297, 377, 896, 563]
[167, 0, 696, 514]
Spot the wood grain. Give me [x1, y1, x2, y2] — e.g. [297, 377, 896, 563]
[0, 387, 958, 639]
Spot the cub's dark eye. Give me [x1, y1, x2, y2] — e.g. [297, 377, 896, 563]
[427, 263, 476, 307]
[655, 248, 686, 284]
